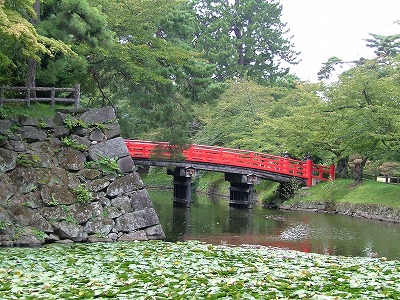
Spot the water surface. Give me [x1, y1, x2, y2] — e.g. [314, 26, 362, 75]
[150, 190, 400, 260]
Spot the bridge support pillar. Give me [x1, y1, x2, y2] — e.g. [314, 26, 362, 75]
[225, 173, 260, 209]
[167, 167, 197, 207]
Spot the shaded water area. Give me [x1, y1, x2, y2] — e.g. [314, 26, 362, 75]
[150, 190, 400, 260]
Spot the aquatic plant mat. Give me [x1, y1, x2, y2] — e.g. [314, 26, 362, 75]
[1, 241, 399, 299]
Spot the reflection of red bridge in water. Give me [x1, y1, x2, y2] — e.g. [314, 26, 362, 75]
[125, 140, 335, 208]
[125, 140, 335, 186]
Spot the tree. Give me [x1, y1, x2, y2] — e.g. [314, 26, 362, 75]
[0, 0, 73, 85]
[88, 0, 223, 145]
[191, 0, 299, 84]
[324, 57, 400, 184]
[35, 0, 112, 95]
[365, 33, 400, 57]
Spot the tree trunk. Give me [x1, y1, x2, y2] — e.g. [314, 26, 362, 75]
[353, 157, 368, 185]
[25, 0, 41, 96]
[336, 156, 349, 178]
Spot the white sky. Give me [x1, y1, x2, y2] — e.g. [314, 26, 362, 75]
[281, 0, 400, 82]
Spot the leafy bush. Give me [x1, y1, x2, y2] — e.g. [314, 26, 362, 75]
[64, 117, 88, 130]
[61, 137, 88, 151]
[73, 184, 92, 204]
[17, 154, 40, 167]
[0, 221, 10, 231]
[86, 155, 120, 175]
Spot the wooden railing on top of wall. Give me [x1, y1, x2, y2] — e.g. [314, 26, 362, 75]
[0, 84, 80, 107]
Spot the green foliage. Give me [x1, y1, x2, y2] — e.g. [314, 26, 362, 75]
[72, 184, 92, 204]
[276, 179, 303, 200]
[48, 196, 60, 207]
[17, 154, 40, 167]
[141, 167, 173, 188]
[63, 117, 87, 130]
[0, 241, 400, 299]
[191, 0, 299, 84]
[365, 33, 400, 57]
[0, 221, 10, 231]
[32, 228, 47, 240]
[325, 57, 400, 161]
[86, 155, 120, 175]
[21, 202, 32, 208]
[0, 103, 64, 119]
[0, 0, 75, 85]
[12, 225, 26, 241]
[61, 137, 88, 151]
[192, 171, 228, 195]
[0, 107, 8, 119]
[65, 212, 78, 224]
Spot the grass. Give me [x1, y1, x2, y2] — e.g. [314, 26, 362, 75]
[193, 171, 229, 195]
[140, 166, 173, 188]
[0, 102, 68, 120]
[291, 179, 400, 208]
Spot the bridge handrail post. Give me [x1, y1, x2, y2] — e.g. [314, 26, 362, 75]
[306, 158, 313, 186]
[330, 164, 335, 180]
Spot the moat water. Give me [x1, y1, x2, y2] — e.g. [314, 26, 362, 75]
[150, 190, 400, 260]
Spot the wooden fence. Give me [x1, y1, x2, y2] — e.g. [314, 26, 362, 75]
[0, 84, 80, 107]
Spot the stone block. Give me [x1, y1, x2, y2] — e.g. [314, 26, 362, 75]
[41, 185, 76, 206]
[80, 107, 116, 124]
[104, 123, 121, 139]
[88, 137, 129, 161]
[88, 177, 110, 192]
[89, 129, 106, 142]
[19, 116, 38, 126]
[84, 216, 114, 235]
[21, 126, 47, 142]
[118, 231, 148, 241]
[111, 196, 132, 213]
[118, 156, 135, 173]
[106, 173, 144, 197]
[0, 148, 16, 173]
[57, 147, 86, 171]
[55, 221, 87, 242]
[145, 225, 165, 240]
[115, 208, 159, 232]
[54, 125, 70, 138]
[131, 189, 153, 210]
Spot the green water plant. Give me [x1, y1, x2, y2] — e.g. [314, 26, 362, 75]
[0, 241, 399, 299]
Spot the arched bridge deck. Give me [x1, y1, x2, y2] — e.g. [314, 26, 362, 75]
[124, 140, 335, 186]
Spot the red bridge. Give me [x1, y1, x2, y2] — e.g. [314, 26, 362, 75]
[125, 140, 334, 186]
[125, 140, 335, 207]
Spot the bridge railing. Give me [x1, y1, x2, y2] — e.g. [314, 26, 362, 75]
[125, 140, 335, 186]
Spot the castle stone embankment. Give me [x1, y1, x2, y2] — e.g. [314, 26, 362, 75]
[0, 107, 165, 246]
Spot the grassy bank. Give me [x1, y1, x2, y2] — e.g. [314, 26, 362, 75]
[289, 179, 400, 208]
[0, 102, 66, 119]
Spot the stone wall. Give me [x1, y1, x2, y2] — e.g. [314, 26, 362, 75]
[0, 107, 165, 246]
[280, 200, 400, 223]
